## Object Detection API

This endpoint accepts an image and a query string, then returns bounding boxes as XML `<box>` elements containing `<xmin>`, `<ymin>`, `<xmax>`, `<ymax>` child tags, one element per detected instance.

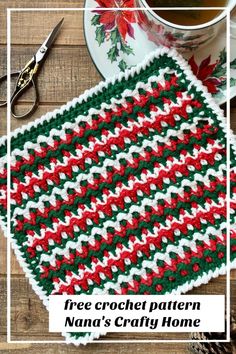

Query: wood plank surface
<box><xmin>0</xmin><ymin>45</ymin><xmax>102</xmax><ymax>108</ymax></box>
<box><xmin>0</xmin><ymin>0</ymin><xmax>85</xmax><ymax>45</ymax></box>
<box><xmin>0</xmin><ymin>342</ymin><xmax>187</xmax><ymax>354</ymax></box>
<box><xmin>0</xmin><ymin>0</ymin><xmax>236</xmax><ymax>351</ymax></box>
<box><xmin>10</xmin><ymin>11</ymin><xmax>85</xmax><ymax>46</ymax></box>
<box><xmin>0</xmin><ymin>274</ymin><xmax>234</xmax><ymax>341</ymax></box>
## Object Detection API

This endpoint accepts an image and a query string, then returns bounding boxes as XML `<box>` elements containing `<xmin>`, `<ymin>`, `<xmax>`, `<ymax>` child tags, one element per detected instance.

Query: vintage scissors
<box><xmin>0</xmin><ymin>18</ymin><xmax>64</xmax><ymax>119</ymax></box>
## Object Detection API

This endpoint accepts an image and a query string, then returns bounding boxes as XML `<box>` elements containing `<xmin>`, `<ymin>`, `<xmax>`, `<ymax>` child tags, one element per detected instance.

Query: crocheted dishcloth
<box><xmin>0</xmin><ymin>47</ymin><xmax>236</xmax><ymax>345</ymax></box>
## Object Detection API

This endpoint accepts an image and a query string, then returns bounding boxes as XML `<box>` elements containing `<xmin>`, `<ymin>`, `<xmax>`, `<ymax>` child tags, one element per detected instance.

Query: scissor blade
<box><xmin>35</xmin><ymin>18</ymin><xmax>64</xmax><ymax>64</ymax></box>
<box><xmin>44</xmin><ymin>18</ymin><xmax>64</xmax><ymax>49</ymax></box>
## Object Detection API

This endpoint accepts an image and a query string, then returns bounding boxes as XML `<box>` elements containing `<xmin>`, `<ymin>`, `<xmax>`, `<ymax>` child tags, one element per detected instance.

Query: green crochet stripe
<box><xmin>11</xmin><ymin>100</ymin><xmax>221</xmax><ymax>181</ymax></box>
<box><xmin>118</xmin><ymin>243</ymin><xmax>228</xmax><ymax>295</ymax></box>
<box><xmin>17</xmin><ymin>216</ymin><xmax>226</xmax><ymax>294</ymax></box>
<box><xmin>15</xmin><ymin>178</ymin><xmax>225</xmax><ymax>240</ymax></box>
<box><xmin>14</xmin><ymin>167</ymin><xmax>225</xmax><ymax>261</ymax></box>
<box><xmin>41</xmin><ymin>224</ymin><xmax>226</xmax><ymax>287</ymax></box>
<box><xmin>11</xmin><ymin>130</ymin><xmax>222</xmax><ymax>216</ymax></box>
<box><xmin>3</xmin><ymin>54</ymin><xmax>188</xmax><ymax>153</ymax></box>
<box><xmin>0</xmin><ymin>54</ymin><xmax>222</xmax><ymax>159</ymax></box>
<box><xmin>69</xmin><ymin>242</ymin><xmax>228</xmax><ymax>343</ymax></box>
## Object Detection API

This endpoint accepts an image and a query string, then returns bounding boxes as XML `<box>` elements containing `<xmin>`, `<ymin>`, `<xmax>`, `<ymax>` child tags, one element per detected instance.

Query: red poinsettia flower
<box><xmin>95</xmin><ymin>0</ymin><xmax>136</xmax><ymax>40</ymax></box>
<box><xmin>137</xmin><ymin>12</ymin><xmax>176</xmax><ymax>47</ymax></box>
<box><xmin>188</xmin><ymin>55</ymin><xmax>222</xmax><ymax>94</ymax></box>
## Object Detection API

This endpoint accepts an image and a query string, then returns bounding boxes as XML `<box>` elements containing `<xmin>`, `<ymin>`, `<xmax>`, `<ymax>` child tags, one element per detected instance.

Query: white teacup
<box><xmin>136</xmin><ymin>0</ymin><xmax>235</xmax><ymax>51</ymax></box>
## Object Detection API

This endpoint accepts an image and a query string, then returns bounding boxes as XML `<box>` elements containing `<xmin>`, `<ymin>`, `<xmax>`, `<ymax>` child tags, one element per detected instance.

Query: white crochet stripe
<box><xmin>0</xmin><ymin>46</ymin><xmax>234</xmax><ymax>346</ymax></box>
<box><xmin>231</xmin><ymin>224</ymin><xmax>236</xmax><ymax>232</ymax></box>
<box><xmin>9</xmin><ymin>223</ymin><xmax>104</xmax><ymax>346</ymax></box>
<box><xmin>37</xmin><ymin>176</ymin><xmax>225</xmax><ymax>261</ymax></box>
<box><xmin>3</xmin><ymin>68</ymin><xmax>185</xmax><ymax>164</ymax></box>
<box><xmin>33</xmin><ymin>166</ymin><xmax>226</xmax><ymax>263</ymax></box>
<box><xmin>0</xmin><ymin>47</ymin><xmax>227</xmax><ymax>151</ymax></box>
<box><xmin>10</xmin><ymin>116</ymin><xmax>217</xmax><ymax>202</ymax></box>
<box><xmin>22</xmin><ymin>186</ymin><xmax>226</xmax><ymax>253</ymax></box>
<box><xmin>10</xmin><ymin>117</ymin><xmax>205</xmax><ymax>198</ymax></box>
<box><xmin>24</xmin><ymin>198</ymin><xmax>224</xmax><ymax>272</ymax></box>
<box><xmin>12</xmin><ymin>140</ymin><xmax>225</xmax><ymax>217</ymax></box>
<box><xmin>47</xmin><ymin>223</ymin><xmax>226</xmax><ymax>290</ymax></box>
<box><xmin>231</xmin><ymin>134</ymin><xmax>236</xmax><ymax>157</ymax></box>
<box><xmin>93</xmin><ymin>238</ymin><xmax>227</xmax><ymax>296</ymax></box>
<box><xmin>9</xmin><ymin>89</ymin><xmax>193</xmax><ymax>165</ymax></box>
<box><xmin>0</xmin><ymin>216</ymin><xmax>6</xmax><ymax>230</ymax></box>
<box><xmin>51</xmin><ymin>224</ymin><xmax>226</xmax><ymax>295</ymax></box>
<box><xmin>0</xmin><ymin>189</ymin><xmax>6</xmax><ymax>201</ymax></box>
<box><xmin>27</xmin><ymin>165</ymin><xmax>226</xmax><ymax>261</ymax></box>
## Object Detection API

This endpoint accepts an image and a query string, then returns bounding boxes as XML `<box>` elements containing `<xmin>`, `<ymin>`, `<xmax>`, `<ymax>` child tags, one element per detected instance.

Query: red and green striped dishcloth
<box><xmin>0</xmin><ymin>47</ymin><xmax>235</xmax><ymax>344</ymax></box>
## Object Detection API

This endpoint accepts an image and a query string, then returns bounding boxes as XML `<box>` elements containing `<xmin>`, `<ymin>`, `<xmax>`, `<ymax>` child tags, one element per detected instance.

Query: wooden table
<box><xmin>0</xmin><ymin>1</ymin><xmax>235</xmax><ymax>353</ymax></box>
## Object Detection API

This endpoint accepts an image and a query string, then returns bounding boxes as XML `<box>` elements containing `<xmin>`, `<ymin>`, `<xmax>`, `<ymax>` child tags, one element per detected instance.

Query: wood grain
<box><xmin>0</xmin><ymin>0</ymin><xmax>85</xmax><ymax>45</ymax></box>
<box><xmin>10</xmin><ymin>11</ymin><xmax>85</xmax><ymax>46</ymax></box>
<box><xmin>0</xmin><ymin>341</ymin><xmax>187</xmax><ymax>354</ymax></box>
<box><xmin>0</xmin><ymin>45</ymin><xmax>102</xmax><ymax>107</ymax></box>
<box><xmin>0</xmin><ymin>274</ymin><xmax>234</xmax><ymax>341</ymax></box>
<box><xmin>0</xmin><ymin>272</ymin><xmax>234</xmax><ymax>342</ymax></box>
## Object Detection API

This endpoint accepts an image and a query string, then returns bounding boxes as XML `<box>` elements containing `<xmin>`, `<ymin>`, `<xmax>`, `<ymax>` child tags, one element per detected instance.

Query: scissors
<box><xmin>0</xmin><ymin>18</ymin><xmax>64</xmax><ymax>119</ymax></box>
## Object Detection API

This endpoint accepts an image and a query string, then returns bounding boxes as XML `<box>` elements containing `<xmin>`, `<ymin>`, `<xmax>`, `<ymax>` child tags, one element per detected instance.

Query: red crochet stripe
<box><xmin>52</xmin><ymin>235</ymin><xmax>226</xmax><ymax>294</ymax></box>
<box><xmin>19</xmin><ymin>164</ymin><xmax>225</xmax><ymax>231</ymax></box>
<box><xmin>39</xmin><ymin>183</ymin><xmax>225</xmax><ymax>280</ymax></box>
<box><xmin>117</xmin><ymin>237</ymin><xmax>226</xmax><ymax>294</ymax></box>
<box><xmin>10</xmin><ymin>78</ymin><xmax>194</xmax><ymax>173</ymax></box>
<box><xmin>10</xmin><ymin>103</ymin><xmax>206</xmax><ymax>205</ymax></box>
<box><xmin>27</xmin><ymin>201</ymin><xmax>226</xmax><ymax>260</ymax></box>
<box><xmin>11</xmin><ymin>127</ymin><xmax>221</xmax><ymax>204</ymax></box>
<box><xmin>0</xmin><ymin>185</ymin><xmax>7</xmax><ymax>209</ymax></box>
<box><xmin>16</xmin><ymin>146</ymin><xmax>224</xmax><ymax>235</ymax></box>
<box><xmin>231</xmin><ymin>171</ymin><xmax>236</xmax><ymax>183</ymax></box>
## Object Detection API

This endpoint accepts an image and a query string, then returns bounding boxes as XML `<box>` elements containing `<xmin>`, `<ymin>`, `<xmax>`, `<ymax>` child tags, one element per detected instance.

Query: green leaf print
<box><xmin>95</xmin><ymin>25</ymin><xmax>105</xmax><ymax>46</ymax></box>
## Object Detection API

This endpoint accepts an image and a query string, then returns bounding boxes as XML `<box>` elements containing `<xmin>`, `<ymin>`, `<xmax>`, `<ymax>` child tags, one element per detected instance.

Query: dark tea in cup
<box><xmin>145</xmin><ymin>0</ymin><xmax>228</xmax><ymax>26</ymax></box>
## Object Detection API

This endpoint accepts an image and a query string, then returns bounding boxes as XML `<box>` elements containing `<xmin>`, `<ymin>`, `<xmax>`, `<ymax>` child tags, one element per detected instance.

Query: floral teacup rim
<box><xmin>139</xmin><ymin>0</ymin><xmax>236</xmax><ymax>31</ymax></box>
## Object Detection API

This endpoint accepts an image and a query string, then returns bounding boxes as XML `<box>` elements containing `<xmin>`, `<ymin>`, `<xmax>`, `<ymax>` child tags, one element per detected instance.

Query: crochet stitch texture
<box><xmin>0</xmin><ymin>47</ymin><xmax>236</xmax><ymax>344</ymax></box>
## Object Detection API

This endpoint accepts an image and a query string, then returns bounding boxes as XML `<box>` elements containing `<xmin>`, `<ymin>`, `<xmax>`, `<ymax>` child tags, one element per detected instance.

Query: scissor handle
<box><xmin>0</xmin><ymin>61</ymin><xmax>39</xmax><ymax>119</ymax></box>
<box><xmin>11</xmin><ymin>76</ymin><xmax>39</xmax><ymax>119</ymax></box>
<box><xmin>0</xmin><ymin>71</ymin><xmax>20</xmax><ymax>107</ymax></box>
<box><xmin>10</xmin><ymin>56</ymin><xmax>40</xmax><ymax>119</ymax></box>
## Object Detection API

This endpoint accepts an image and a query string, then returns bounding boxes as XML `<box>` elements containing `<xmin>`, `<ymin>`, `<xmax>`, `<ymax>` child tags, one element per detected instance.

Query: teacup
<box><xmin>136</xmin><ymin>0</ymin><xmax>235</xmax><ymax>51</ymax></box>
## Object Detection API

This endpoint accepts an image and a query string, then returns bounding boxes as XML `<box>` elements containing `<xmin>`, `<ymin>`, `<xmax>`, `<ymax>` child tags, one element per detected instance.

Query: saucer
<box><xmin>84</xmin><ymin>0</ymin><xmax>236</xmax><ymax>106</ymax></box>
